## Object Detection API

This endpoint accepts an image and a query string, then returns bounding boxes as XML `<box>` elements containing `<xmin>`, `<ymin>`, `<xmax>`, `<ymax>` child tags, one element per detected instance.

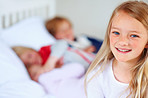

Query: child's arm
<box><xmin>42</xmin><ymin>56</ymin><xmax>59</xmax><ymax>72</ymax></box>
<box><xmin>30</xmin><ymin>56</ymin><xmax>59</xmax><ymax>81</ymax></box>
<box><xmin>27</xmin><ymin>64</ymin><xmax>43</xmax><ymax>81</ymax></box>
<box><xmin>33</xmin><ymin>40</ymin><xmax>69</xmax><ymax>80</ymax></box>
<box><xmin>42</xmin><ymin>40</ymin><xmax>69</xmax><ymax>71</ymax></box>
<box><xmin>83</xmin><ymin>45</ymin><xmax>96</xmax><ymax>53</ymax></box>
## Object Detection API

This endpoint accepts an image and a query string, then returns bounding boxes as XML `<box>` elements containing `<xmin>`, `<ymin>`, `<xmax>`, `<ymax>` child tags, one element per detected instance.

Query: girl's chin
<box><xmin>114</xmin><ymin>56</ymin><xmax>128</xmax><ymax>62</ymax></box>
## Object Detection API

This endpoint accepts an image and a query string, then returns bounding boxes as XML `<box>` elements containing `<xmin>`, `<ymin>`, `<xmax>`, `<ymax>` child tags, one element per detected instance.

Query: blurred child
<box><xmin>45</xmin><ymin>16</ymin><xmax>103</xmax><ymax>53</ymax></box>
<box><xmin>12</xmin><ymin>41</ymin><xmax>88</xmax><ymax>98</ymax></box>
<box><xmin>12</xmin><ymin>40</ymin><xmax>95</xmax><ymax>81</ymax></box>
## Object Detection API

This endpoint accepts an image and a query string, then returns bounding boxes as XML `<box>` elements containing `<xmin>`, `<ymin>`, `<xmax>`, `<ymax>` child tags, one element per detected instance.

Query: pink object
<box><xmin>38</xmin><ymin>63</ymin><xmax>86</xmax><ymax>98</ymax></box>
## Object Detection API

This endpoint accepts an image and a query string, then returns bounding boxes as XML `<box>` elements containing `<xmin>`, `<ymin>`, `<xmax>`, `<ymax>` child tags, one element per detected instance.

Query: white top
<box><xmin>87</xmin><ymin>59</ymin><xmax>130</xmax><ymax>98</ymax></box>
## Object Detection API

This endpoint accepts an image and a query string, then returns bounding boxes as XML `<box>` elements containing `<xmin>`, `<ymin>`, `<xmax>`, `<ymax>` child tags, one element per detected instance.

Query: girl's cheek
<box><xmin>110</xmin><ymin>35</ymin><xmax>115</xmax><ymax>44</ymax></box>
<box><xmin>110</xmin><ymin>33</ymin><xmax>118</xmax><ymax>44</ymax></box>
<box><xmin>130</xmin><ymin>42</ymin><xmax>137</xmax><ymax>48</ymax></box>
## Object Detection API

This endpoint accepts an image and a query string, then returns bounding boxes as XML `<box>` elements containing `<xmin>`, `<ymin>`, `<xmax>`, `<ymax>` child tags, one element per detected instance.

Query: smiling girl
<box><xmin>85</xmin><ymin>1</ymin><xmax>148</xmax><ymax>98</ymax></box>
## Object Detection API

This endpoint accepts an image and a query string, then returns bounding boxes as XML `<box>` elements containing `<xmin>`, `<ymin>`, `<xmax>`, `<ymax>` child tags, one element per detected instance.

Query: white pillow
<box><xmin>0</xmin><ymin>40</ymin><xmax>30</xmax><ymax>85</ymax></box>
<box><xmin>0</xmin><ymin>16</ymin><xmax>56</xmax><ymax>50</ymax></box>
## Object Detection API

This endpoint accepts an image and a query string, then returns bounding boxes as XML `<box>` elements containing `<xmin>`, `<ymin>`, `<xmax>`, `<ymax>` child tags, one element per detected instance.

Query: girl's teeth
<box><xmin>118</xmin><ymin>48</ymin><xmax>130</xmax><ymax>52</ymax></box>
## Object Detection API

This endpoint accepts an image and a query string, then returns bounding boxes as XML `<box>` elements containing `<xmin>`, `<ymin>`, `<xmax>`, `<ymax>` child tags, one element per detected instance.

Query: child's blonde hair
<box><xmin>45</xmin><ymin>16</ymin><xmax>72</xmax><ymax>36</ymax></box>
<box><xmin>12</xmin><ymin>46</ymin><xmax>37</xmax><ymax>58</ymax></box>
<box><xmin>85</xmin><ymin>1</ymin><xmax>148</xmax><ymax>97</ymax></box>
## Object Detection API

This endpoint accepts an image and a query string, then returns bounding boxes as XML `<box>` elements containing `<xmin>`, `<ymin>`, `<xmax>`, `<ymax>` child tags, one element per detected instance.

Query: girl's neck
<box><xmin>112</xmin><ymin>59</ymin><xmax>136</xmax><ymax>84</ymax></box>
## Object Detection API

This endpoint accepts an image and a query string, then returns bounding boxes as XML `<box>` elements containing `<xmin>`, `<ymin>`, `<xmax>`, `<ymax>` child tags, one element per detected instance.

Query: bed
<box><xmin>0</xmin><ymin>0</ymin><xmax>86</xmax><ymax>98</ymax></box>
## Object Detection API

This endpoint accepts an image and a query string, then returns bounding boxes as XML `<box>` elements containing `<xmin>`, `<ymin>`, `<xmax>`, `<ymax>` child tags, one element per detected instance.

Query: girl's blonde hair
<box><xmin>45</xmin><ymin>16</ymin><xmax>72</xmax><ymax>36</ymax></box>
<box><xmin>85</xmin><ymin>1</ymin><xmax>148</xmax><ymax>97</ymax></box>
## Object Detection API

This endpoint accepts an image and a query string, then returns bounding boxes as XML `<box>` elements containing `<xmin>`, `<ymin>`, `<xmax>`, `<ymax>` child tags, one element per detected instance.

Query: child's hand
<box><xmin>30</xmin><ymin>56</ymin><xmax>60</xmax><ymax>81</ymax></box>
<box><xmin>56</xmin><ymin>57</ymin><xmax>64</xmax><ymax>68</ymax></box>
<box><xmin>27</xmin><ymin>65</ymin><xmax>43</xmax><ymax>82</ymax></box>
<box><xmin>32</xmin><ymin>65</ymin><xmax>54</xmax><ymax>82</ymax></box>
<box><xmin>83</xmin><ymin>45</ymin><xmax>96</xmax><ymax>53</ymax></box>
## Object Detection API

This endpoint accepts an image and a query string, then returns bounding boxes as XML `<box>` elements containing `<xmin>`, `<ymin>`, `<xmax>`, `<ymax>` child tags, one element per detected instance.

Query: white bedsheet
<box><xmin>0</xmin><ymin>80</ymin><xmax>55</xmax><ymax>98</ymax></box>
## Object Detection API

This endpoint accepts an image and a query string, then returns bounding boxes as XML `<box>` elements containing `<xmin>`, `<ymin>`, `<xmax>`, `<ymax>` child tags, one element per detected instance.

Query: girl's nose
<box><xmin>118</xmin><ymin>36</ymin><xmax>129</xmax><ymax>46</ymax></box>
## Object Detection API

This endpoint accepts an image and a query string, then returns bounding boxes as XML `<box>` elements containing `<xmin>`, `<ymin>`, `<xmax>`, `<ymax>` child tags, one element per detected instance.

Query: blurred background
<box><xmin>0</xmin><ymin>0</ymin><xmax>148</xmax><ymax>39</ymax></box>
<box><xmin>56</xmin><ymin>0</ymin><xmax>127</xmax><ymax>39</ymax></box>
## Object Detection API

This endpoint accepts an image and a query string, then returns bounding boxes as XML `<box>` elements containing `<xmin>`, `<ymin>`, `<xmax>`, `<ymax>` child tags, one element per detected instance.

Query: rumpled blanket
<box><xmin>38</xmin><ymin>63</ymin><xmax>86</xmax><ymax>98</ymax></box>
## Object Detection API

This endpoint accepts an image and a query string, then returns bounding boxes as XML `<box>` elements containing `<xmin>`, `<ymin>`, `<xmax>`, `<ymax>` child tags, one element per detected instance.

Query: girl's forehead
<box><xmin>110</xmin><ymin>11</ymin><xmax>148</xmax><ymax>36</ymax></box>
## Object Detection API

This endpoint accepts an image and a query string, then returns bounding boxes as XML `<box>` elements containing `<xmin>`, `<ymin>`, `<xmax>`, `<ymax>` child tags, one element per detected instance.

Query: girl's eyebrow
<box><xmin>111</xmin><ymin>26</ymin><xmax>120</xmax><ymax>30</ymax></box>
<box><xmin>111</xmin><ymin>26</ymin><xmax>140</xmax><ymax>34</ymax></box>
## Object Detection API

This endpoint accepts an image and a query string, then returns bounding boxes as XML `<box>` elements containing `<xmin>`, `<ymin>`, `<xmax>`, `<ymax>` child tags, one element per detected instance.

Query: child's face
<box><xmin>20</xmin><ymin>50</ymin><xmax>42</xmax><ymax>66</ymax></box>
<box><xmin>110</xmin><ymin>11</ymin><xmax>148</xmax><ymax>63</ymax></box>
<box><xmin>54</xmin><ymin>21</ymin><xmax>74</xmax><ymax>41</ymax></box>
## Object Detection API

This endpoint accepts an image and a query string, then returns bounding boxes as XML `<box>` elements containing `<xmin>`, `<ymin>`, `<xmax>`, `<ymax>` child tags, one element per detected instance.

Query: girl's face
<box><xmin>54</xmin><ymin>21</ymin><xmax>75</xmax><ymax>41</ymax></box>
<box><xmin>20</xmin><ymin>50</ymin><xmax>42</xmax><ymax>67</ymax></box>
<box><xmin>110</xmin><ymin>11</ymin><xmax>148</xmax><ymax>63</ymax></box>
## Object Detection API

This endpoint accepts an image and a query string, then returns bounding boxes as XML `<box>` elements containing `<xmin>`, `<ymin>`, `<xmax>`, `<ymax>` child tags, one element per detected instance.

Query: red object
<box><xmin>38</xmin><ymin>45</ymin><xmax>52</xmax><ymax>65</ymax></box>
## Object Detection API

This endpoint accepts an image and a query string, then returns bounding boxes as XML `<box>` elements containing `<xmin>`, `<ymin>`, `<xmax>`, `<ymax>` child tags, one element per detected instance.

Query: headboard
<box><xmin>0</xmin><ymin>0</ymin><xmax>56</xmax><ymax>29</ymax></box>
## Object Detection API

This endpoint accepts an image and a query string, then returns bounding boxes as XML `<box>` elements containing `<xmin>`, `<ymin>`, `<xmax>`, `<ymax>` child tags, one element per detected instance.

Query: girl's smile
<box><xmin>115</xmin><ymin>47</ymin><xmax>132</xmax><ymax>53</ymax></box>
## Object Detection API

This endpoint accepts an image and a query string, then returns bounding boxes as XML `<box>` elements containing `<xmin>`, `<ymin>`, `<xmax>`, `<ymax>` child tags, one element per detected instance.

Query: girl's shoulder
<box><xmin>87</xmin><ymin>59</ymin><xmax>113</xmax><ymax>83</ymax></box>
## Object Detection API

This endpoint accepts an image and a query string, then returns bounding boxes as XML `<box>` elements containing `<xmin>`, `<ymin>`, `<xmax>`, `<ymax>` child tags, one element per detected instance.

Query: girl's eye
<box><xmin>113</xmin><ymin>31</ymin><xmax>120</xmax><ymax>35</ymax></box>
<box><xmin>131</xmin><ymin>35</ymin><xmax>139</xmax><ymax>38</ymax></box>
